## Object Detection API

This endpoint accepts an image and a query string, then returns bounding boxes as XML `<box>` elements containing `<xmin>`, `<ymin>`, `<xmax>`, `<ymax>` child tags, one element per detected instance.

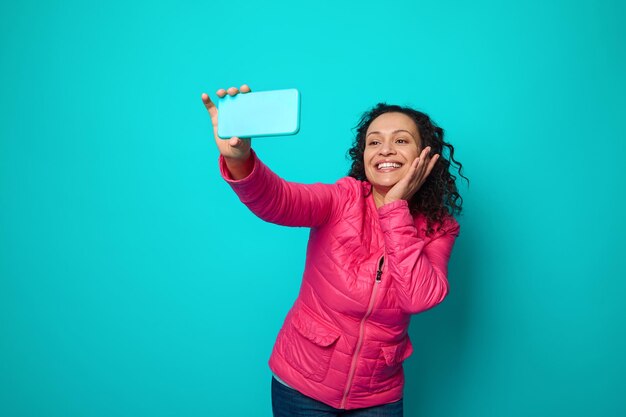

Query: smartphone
<box><xmin>217</xmin><ymin>89</ymin><xmax>300</xmax><ymax>139</ymax></box>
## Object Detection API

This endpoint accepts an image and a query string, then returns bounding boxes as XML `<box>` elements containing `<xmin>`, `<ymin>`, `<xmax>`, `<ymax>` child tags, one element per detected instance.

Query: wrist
<box><xmin>378</xmin><ymin>198</ymin><xmax>409</xmax><ymax>214</ymax></box>
<box><xmin>223</xmin><ymin>151</ymin><xmax>251</xmax><ymax>164</ymax></box>
<box><xmin>224</xmin><ymin>151</ymin><xmax>254</xmax><ymax>180</ymax></box>
<box><xmin>383</xmin><ymin>196</ymin><xmax>401</xmax><ymax>205</ymax></box>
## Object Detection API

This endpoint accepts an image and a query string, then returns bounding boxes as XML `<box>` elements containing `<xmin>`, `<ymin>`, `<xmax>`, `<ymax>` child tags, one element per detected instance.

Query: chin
<box><xmin>374</xmin><ymin>175</ymin><xmax>401</xmax><ymax>187</ymax></box>
<box><xmin>371</xmin><ymin>180</ymin><xmax>398</xmax><ymax>192</ymax></box>
<box><xmin>376</xmin><ymin>180</ymin><xmax>396</xmax><ymax>187</ymax></box>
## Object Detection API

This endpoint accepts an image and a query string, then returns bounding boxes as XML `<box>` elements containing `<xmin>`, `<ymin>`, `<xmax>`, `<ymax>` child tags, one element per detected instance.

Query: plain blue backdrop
<box><xmin>1</xmin><ymin>0</ymin><xmax>625</xmax><ymax>416</ymax></box>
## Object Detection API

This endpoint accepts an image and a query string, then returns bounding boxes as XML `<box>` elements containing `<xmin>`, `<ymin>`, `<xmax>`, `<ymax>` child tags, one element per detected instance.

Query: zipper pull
<box><xmin>376</xmin><ymin>256</ymin><xmax>384</xmax><ymax>282</ymax></box>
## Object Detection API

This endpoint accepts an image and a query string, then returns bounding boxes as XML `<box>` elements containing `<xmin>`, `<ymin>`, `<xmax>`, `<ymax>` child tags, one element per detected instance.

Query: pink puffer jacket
<box><xmin>220</xmin><ymin>151</ymin><xmax>460</xmax><ymax>410</ymax></box>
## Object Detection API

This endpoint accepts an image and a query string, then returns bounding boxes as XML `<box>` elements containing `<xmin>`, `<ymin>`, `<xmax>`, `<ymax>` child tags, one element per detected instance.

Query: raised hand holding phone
<box><xmin>201</xmin><ymin>85</ymin><xmax>253</xmax><ymax>179</ymax></box>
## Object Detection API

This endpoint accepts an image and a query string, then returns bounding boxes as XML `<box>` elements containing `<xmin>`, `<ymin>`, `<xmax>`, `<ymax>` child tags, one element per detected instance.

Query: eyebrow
<box><xmin>366</xmin><ymin>129</ymin><xmax>415</xmax><ymax>138</ymax></box>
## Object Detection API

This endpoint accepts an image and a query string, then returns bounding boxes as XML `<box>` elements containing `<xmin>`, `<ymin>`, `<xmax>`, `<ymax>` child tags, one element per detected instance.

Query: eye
<box><xmin>368</xmin><ymin>139</ymin><xmax>381</xmax><ymax>146</ymax></box>
<box><xmin>396</xmin><ymin>138</ymin><xmax>408</xmax><ymax>144</ymax></box>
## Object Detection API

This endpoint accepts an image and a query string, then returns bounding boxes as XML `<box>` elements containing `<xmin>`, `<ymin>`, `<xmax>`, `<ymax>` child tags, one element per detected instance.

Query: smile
<box><xmin>376</xmin><ymin>162</ymin><xmax>402</xmax><ymax>170</ymax></box>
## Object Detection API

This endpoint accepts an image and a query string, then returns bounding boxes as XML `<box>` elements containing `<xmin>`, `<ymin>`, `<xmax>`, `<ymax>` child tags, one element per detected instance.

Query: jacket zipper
<box><xmin>340</xmin><ymin>255</ymin><xmax>385</xmax><ymax>409</ymax></box>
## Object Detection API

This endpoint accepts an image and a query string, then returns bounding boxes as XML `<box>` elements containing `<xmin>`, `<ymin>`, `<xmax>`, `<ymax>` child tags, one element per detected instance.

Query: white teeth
<box><xmin>377</xmin><ymin>162</ymin><xmax>402</xmax><ymax>169</ymax></box>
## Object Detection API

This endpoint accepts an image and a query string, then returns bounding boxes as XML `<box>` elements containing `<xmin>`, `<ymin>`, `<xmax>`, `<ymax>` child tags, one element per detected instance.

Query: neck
<box><xmin>371</xmin><ymin>187</ymin><xmax>388</xmax><ymax>209</ymax></box>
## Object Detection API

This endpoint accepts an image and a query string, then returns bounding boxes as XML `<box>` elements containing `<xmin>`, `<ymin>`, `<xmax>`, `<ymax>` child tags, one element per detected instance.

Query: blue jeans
<box><xmin>271</xmin><ymin>377</ymin><xmax>404</xmax><ymax>417</ymax></box>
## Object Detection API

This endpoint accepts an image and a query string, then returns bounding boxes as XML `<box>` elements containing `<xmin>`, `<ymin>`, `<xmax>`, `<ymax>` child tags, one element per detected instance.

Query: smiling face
<box><xmin>363</xmin><ymin>112</ymin><xmax>422</xmax><ymax>201</ymax></box>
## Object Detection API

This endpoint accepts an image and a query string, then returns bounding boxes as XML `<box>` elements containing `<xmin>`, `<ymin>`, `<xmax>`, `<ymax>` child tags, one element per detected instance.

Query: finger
<box><xmin>410</xmin><ymin>156</ymin><xmax>420</xmax><ymax>175</ymax></box>
<box><xmin>413</xmin><ymin>153</ymin><xmax>439</xmax><ymax>191</ymax></box>
<box><xmin>424</xmin><ymin>154</ymin><xmax>440</xmax><ymax>178</ymax></box>
<box><xmin>201</xmin><ymin>92</ymin><xmax>213</xmax><ymax>107</ymax></box>
<box><xmin>229</xmin><ymin>136</ymin><xmax>251</xmax><ymax>148</ymax></box>
<box><xmin>409</xmin><ymin>152</ymin><xmax>432</xmax><ymax>190</ymax></box>
<box><xmin>415</xmin><ymin>147</ymin><xmax>432</xmax><ymax>174</ymax></box>
<box><xmin>229</xmin><ymin>136</ymin><xmax>242</xmax><ymax>147</ymax></box>
<box><xmin>216</xmin><ymin>89</ymin><xmax>227</xmax><ymax>98</ymax></box>
<box><xmin>411</xmin><ymin>157</ymin><xmax>426</xmax><ymax>185</ymax></box>
<box><xmin>201</xmin><ymin>93</ymin><xmax>218</xmax><ymax>118</ymax></box>
<box><xmin>227</xmin><ymin>87</ymin><xmax>239</xmax><ymax>96</ymax></box>
<box><xmin>240</xmin><ymin>84</ymin><xmax>251</xmax><ymax>93</ymax></box>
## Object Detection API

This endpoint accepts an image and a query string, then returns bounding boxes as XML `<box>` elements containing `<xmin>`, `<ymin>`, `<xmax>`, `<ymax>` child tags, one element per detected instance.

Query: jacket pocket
<box><xmin>280</xmin><ymin>307</ymin><xmax>341</xmax><ymax>382</ymax></box>
<box><xmin>370</xmin><ymin>337</ymin><xmax>414</xmax><ymax>392</ymax></box>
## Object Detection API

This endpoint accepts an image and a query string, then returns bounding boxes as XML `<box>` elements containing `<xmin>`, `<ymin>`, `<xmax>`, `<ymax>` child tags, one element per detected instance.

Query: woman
<box><xmin>201</xmin><ymin>84</ymin><xmax>466</xmax><ymax>417</ymax></box>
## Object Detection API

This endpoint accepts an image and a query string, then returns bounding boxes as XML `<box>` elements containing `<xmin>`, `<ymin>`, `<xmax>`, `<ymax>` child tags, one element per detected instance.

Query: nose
<box><xmin>379</xmin><ymin>140</ymin><xmax>396</xmax><ymax>155</ymax></box>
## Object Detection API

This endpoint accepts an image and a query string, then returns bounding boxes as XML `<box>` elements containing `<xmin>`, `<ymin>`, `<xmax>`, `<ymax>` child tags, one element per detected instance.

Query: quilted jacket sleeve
<box><xmin>219</xmin><ymin>150</ymin><xmax>340</xmax><ymax>227</ymax></box>
<box><xmin>377</xmin><ymin>199</ymin><xmax>460</xmax><ymax>314</ymax></box>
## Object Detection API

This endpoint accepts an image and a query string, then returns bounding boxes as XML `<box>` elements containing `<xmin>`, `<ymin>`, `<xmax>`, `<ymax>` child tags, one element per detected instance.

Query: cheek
<box><xmin>405</xmin><ymin>149</ymin><xmax>419</xmax><ymax>161</ymax></box>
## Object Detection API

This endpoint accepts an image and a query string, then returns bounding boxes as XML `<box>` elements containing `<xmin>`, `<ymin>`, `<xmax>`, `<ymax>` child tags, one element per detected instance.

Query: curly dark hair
<box><xmin>347</xmin><ymin>103</ymin><xmax>468</xmax><ymax>236</ymax></box>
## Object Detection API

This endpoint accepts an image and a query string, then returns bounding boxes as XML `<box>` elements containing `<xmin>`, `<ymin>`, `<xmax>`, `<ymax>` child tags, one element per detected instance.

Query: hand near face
<box><xmin>383</xmin><ymin>146</ymin><xmax>439</xmax><ymax>206</ymax></box>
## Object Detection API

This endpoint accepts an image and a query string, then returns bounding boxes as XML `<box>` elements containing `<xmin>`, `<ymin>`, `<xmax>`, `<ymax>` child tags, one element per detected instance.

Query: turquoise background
<box><xmin>1</xmin><ymin>0</ymin><xmax>625</xmax><ymax>416</ymax></box>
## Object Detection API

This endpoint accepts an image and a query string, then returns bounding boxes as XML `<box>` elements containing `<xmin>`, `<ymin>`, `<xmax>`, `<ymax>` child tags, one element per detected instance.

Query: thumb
<box><xmin>229</xmin><ymin>137</ymin><xmax>243</xmax><ymax>147</ymax></box>
<box><xmin>230</xmin><ymin>136</ymin><xmax>251</xmax><ymax>148</ymax></box>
